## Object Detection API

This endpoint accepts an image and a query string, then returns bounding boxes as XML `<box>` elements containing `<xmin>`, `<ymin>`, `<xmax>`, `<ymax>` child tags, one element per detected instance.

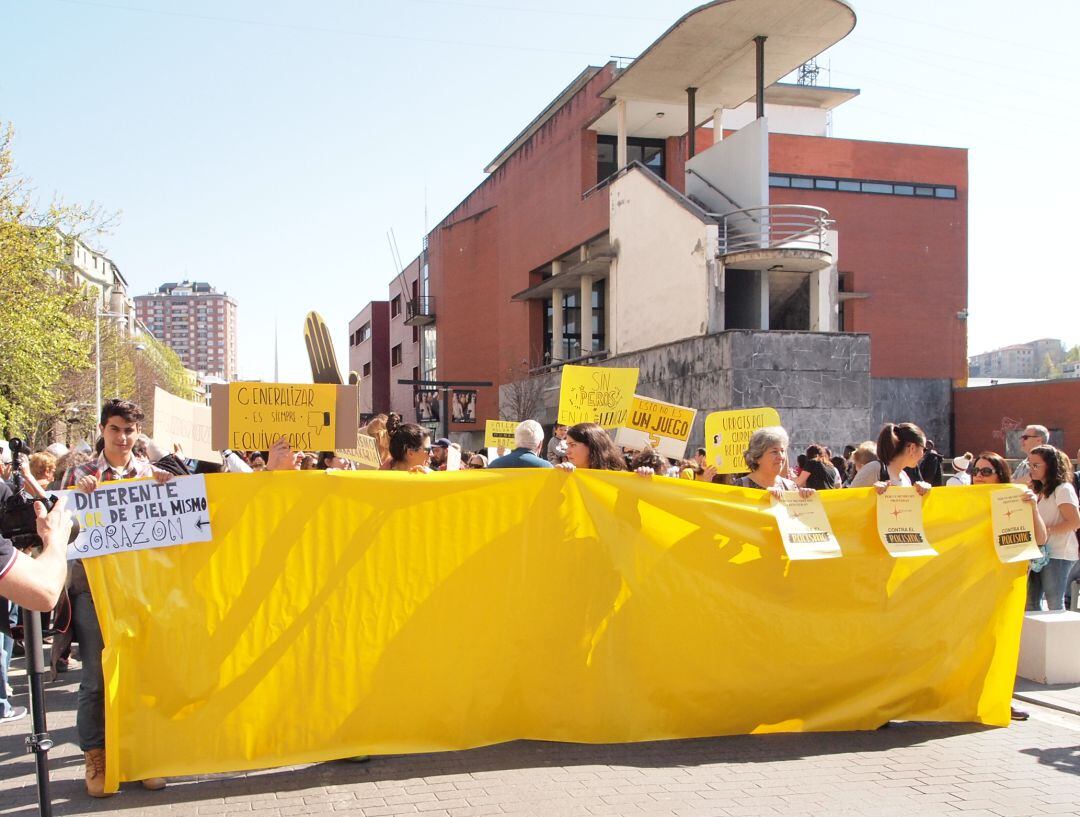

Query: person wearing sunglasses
<box><xmin>465</xmin><ymin>453</ymin><xmax>487</xmax><ymax>469</ymax></box>
<box><xmin>1011</xmin><ymin>425</ymin><xmax>1048</xmax><ymax>485</ymax></box>
<box><xmin>384</xmin><ymin>413</ymin><xmax>433</xmax><ymax>473</ymax></box>
<box><xmin>1026</xmin><ymin>445</ymin><xmax>1080</xmax><ymax>612</ymax></box>
<box><xmin>971</xmin><ymin>451</ymin><xmax>1047</xmax><ymax>721</ymax></box>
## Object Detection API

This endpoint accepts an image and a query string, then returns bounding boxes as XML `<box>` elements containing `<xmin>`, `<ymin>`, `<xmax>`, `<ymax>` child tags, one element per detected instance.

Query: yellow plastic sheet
<box><xmin>85</xmin><ymin>473</ymin><xmax>1026</xmax><ymax>791</ymax></box>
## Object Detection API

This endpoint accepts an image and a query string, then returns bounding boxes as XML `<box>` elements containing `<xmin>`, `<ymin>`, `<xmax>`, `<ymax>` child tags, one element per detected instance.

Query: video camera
<box><xmin>0</xmin><ymin>438</ymin><xmax>80</xmax><ymax>554</ymax></box>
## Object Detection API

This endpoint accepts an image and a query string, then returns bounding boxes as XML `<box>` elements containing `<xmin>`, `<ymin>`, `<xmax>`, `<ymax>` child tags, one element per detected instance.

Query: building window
<box><xmin>390</xmin><ymin>296</ymin><xmax>402</xmax><ymax>318</ymax></box>
<box><xmin>770</xmin><ymin>173</ymin><xmax>958</xmax><ymax>200</ymax></box>
<box><xmin>362</xmin><ymin>362</ymin><xmax>371</xmax><ymax>378</ymax></box>
<box><xmin>358</xmin><ymin>322</ymin><xmax>371</xmax><ymax>342</ymax></box>
<box><xmin>596</xmin><ymin>135</ymin><xmax>666</xmax><ymax>184</ymax></box>
<box><xmin>391</xmin><ymin>344</ymin><xmax>402</xmax><ymax>366</ymax></box>
<box><xmin>544</xmin><ymin>280</ymin><xmax>606</xmax><ymax>363</ymax></box>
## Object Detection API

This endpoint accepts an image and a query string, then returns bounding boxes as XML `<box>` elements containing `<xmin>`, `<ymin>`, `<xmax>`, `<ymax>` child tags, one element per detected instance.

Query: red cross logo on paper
<box><xmin>891</xmin><ymin>508</ymin><xmax>904</xmax><ymax>519</ymax></box>
<box><xmin>1003</xmin><ymin>508</ymin><xmax>1016</xmax><ymax>519</ymax></box>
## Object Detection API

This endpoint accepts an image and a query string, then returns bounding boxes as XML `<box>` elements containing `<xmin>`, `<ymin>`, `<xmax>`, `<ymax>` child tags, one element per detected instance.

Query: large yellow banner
<box><xmin>85</xmin><ymin>474</ymin><xmax>1026</xmax><ymax>792</ymax></box>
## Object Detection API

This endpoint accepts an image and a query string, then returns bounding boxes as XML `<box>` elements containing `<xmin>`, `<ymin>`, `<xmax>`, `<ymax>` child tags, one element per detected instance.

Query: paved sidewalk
<box><xmin>1015</xmin><ymin>678</ymin><xmax>1080</xmax><ymax>717</ymax></box>
<box><xmin>3</xmin><ymin>663</ymin><xmax>1080</xmax><ymax>817</ymax></box>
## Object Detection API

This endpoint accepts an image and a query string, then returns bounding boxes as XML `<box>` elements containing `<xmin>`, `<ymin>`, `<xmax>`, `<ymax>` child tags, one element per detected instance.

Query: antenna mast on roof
<box><xmin>797</xmin><ymin>58</ymin><xmax>820</xmax><ymax>86</ymax></box>
<box><xmin>388</xmin><ymin>230</ymin><xmax>414</xmax><ymax>312</ymax></box>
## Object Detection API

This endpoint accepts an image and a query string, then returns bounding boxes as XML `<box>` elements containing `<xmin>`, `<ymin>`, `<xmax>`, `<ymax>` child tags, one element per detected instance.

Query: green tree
<box><xmin>0</xmin><ymin>123</ymin><xmax>100</xmax><ymax>441</ymax></box>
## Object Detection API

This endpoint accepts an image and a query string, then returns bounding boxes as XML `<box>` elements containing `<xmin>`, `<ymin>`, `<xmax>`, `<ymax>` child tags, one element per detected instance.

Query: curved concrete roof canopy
<box><xmin>600</xmin><ymin>0</ymin><xmax>857</xmax><ymax>110</ymax></box>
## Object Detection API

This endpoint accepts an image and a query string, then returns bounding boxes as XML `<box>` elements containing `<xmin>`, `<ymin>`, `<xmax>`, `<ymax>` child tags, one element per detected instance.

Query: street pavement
<box><xmin>3</xmin><ymin>658</ymin><xmax>1080</xmax><ymax>817</ymax></box>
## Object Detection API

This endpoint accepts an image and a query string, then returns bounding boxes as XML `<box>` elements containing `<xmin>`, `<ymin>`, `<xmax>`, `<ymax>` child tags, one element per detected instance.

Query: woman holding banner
<box><xmin>734</xmin><ymin>427</ymin><xmax>813</xmax><ymax>499</ymax></box>
<box><xmin>849</xmin><ymin>422</ymin><xmax>932</xmax><ymax>494</ymax></box>
<box><xmin>385</xmin><ymin>413</ymin><xmax>433</xmax><ymax>473</ymax></box>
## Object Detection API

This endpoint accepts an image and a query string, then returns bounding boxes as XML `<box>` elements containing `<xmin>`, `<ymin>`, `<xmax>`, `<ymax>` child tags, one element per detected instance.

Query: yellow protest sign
<box><xmin>769</xmin><ymin>491</ymin><xmax>842</xmax><ymax>560</ymax></box>
<box><xmin>226</xmin><ymin>383</ymin><xmax>338</xmax><ymax>452</ymax></box>
<box><xmin>991</xmin><ymin>489</ymin><xmax>1042</xmax><ymax>563</ymax></box>
<box><xmin>557</xmin><ymin>365</ymin><xmax>638</xmax><ymax>427</ymax></box>
<box><xmin>85</xmin><ymin>475</ymin><xmax>1025</xmax><ymax>792</ymax></box>
<box><xmin>485</xmin><ymin>420</ymin><xmax>518</xmax><ymax>449</ymax></box>
<box><xmin>337</xmin><ymin>435</ymin><xmax>383</xmax><ymax>470</ymax></box>
<box><xmin>614</xmin><ymin>395</ymin><xmax>697</xmax><ymax>459</ymax></box>
<box><xmin>876</xmin><ymin>487</ymin><xmax>937</xmax><ymax>557</ymax></box>
<box><xmin>704</xmin><ymin>407</ymin><xmax>781</xmax><ymax>474</ymax></box>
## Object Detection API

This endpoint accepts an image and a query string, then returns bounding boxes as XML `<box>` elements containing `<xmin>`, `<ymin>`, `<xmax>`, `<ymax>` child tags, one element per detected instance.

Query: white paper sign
<box><xmin>769</xmin><ymin>492</ymin><xmax>843</xmax><ymax>560</ymax></box>
<box><xmin>876</xmin><ymin>487</ymin><xmax>937</xmax><ymax>558</ymax></box>
<box><xmin>60</xmin><ymin>475</ymin><xmax>213</xmax><ymax>560</ymax></box>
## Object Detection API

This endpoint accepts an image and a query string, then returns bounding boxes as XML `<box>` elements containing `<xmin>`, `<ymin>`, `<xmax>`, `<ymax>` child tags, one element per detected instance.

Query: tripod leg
<box><xmin>22</xmin><ymin>607</ymin><xmax>53</xmax><ymax>817</ymax></box>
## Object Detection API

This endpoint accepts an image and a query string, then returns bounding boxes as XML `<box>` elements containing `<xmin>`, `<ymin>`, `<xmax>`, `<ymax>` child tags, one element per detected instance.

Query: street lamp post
<box><xmin>95</xmin><ymin>308</ymin><xmax>129</xmax><ymax>425</ymax></box>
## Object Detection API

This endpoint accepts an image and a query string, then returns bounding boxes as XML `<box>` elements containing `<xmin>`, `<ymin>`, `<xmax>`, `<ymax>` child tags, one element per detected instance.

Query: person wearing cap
<box><xmin>429</xmin><ymin>437</ymin><xmax>451</xmax><ymax>470</ymax></box>
<box><xmin>946</xmin><ymin>453</ymin><xmax>974</xmax><ymax>486</ymax></box>
<box><xmin>489</xmin><ymin>421</ymin><xmax>554</xmax><ymax>469</ymax></box>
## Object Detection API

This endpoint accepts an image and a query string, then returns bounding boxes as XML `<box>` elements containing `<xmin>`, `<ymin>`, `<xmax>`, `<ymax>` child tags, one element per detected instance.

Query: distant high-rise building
<box><xmin>135</xmin><ymin>281</ymin><xmax>238</xmax><ymax>380</ymax></box>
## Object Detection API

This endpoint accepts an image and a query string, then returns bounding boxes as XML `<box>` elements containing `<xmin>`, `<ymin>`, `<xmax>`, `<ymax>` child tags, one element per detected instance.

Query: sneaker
<box><xmin>1</xmin><ymin>706</ymin><xmax>27</xmax><ymax>724</ymax></box>
<box><xmin>1010</xmin><ymin>706</ymin><xmax>1030</xmax><ymax>721</ymax></box>
<box><xmin>141</xmin><ymin>777</ymin><xmax>167</xmax><ymax>791</ymax></box>
<box><xmin>84</xmin><ymin>748</ymin><xmax>113</xmax><ymax>798</ymax></box>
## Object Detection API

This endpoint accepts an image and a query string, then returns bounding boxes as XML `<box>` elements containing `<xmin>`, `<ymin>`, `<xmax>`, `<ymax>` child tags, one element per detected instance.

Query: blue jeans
<box><xmin>71</xmin><ymin>590</ymin><xmax>105</xmax><ymax>750</ymax></box>
<box><xmin>0</xmin><ymin>601</ymin><xmax>13</xmax><ymax>717</ymax></box>
<box><xmin>1027</xmin><ymin>558</ymin><xmax>1076</xmax><ymax>611</ymax></box>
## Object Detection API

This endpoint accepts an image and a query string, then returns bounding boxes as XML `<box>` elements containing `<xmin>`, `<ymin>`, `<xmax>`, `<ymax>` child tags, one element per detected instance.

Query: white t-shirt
<box><xmin>1038</xmin><ymin>482</ymin><xmax>1080</xmax><ymax>560</ymax></box>
<box><xmin>946</xmin><ymin>473</ymin><xmax>971</xmax><ymax>486</ymax></box>
<box><xmin>849</xmin><ymin>461</ymin><xmax>912</xmax><ymax>489</ymax></box>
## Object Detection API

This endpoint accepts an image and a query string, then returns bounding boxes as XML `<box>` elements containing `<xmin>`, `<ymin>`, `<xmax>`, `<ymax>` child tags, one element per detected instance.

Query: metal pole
<box><xmin>23</xmin><ymin>607</ymin><xmax>54</xmax><ymax>817</ymax></box>
<box><xmin>94</xmin><ymin>310</ymin><xmax>102</xmax><ymax>426</ymax></box>
<box><xmin>754</xmin><ymin>36</ymin><xmax>767</xmax><ymax>120</ymax></box>
<box><xmin>441</xmin><ymin>388</ymin><xmax>450</xmax><ymax>439</ymax></box>
<box><xmin>686</xmin><ymin>87</ymin><xmax>697</xmax><ymax>159</ymax></box>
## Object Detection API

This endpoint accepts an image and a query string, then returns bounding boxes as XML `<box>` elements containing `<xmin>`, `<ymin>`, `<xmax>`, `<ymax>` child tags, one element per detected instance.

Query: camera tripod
<box><xmin>20</xmin><ymin>605</ymin><xmax>54</xmax><ymax>817</ymax></box>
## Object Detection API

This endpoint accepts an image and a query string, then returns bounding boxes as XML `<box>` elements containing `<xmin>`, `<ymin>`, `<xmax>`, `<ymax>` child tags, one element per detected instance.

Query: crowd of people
<box><xmin>0</xmin><ymin>396</ymin><xmax>1078</xmax><ymax>797</ymax></box>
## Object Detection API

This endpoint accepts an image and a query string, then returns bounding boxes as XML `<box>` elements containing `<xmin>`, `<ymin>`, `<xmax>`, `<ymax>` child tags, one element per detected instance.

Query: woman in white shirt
<box><xmin>848</xmin><ymin>422</ymin><xmax>932</xmax><ymax>495</ymax></box>
<box><xmin>1027</xmin><ymin>445</ymin><xmax>1080</xmax><ymax>611</ymax></box>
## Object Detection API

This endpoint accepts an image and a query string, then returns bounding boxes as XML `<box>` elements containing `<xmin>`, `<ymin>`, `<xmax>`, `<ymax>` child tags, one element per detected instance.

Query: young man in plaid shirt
<box><xmin>63</xmin><ymin>398</ymin><xmax>173</xmax><ymax>798</ymax></box>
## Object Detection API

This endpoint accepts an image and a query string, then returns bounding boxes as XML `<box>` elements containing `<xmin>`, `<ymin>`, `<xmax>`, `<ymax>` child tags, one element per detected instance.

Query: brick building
<box><xmin>351</xmin><ymin>0</ymin><xmax>969</xmax><ymax>452</ymax></box>
<box><xmin>135</xmin><ymin>281</ymin><xmax>239</xmax><ymax>380</ymax></box>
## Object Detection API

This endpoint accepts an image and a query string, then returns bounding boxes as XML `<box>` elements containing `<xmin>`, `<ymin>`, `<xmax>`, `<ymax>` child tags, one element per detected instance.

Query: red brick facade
<box><xmin>954</xmin><ymin>380</ymin><xmax>1080</xmax><ymax>460</ymax></box>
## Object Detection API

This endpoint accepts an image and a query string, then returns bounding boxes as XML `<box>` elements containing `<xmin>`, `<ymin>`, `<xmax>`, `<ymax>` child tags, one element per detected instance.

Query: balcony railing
<box><xmin>404</xmin><ymin>296</ymin><xmax>435</xmax><ymax>326</ymax></box>
<box><xmin>714</xmin><ymin>204</ymin><xmax>833</xmax><ymax>255</ymax></box>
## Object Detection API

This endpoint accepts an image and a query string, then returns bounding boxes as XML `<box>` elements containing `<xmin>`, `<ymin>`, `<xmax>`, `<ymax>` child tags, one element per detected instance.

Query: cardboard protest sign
<box><xmin>990</xmin><ymin>490</ymin><xmax>1042</xmax><ymax>563</ymax></box>
<box><xmin>557</xmin><ymin>365</ymin><xmax>638</xmax><ymax>428</ymax></box>
<box><xmin>211</xmin><ymin>383</ymin><xmax>358</xmax><ymax>452</ymax></box>
<box><xmin>876</xmin><ymin>487</ymin><xmax>937</xmax><ymax>557</ymax></box>
<box><xmin>769</xmin><ymin>492</ymin><xmax>842</xmax><ymax>560</ymax></box>
<box><xmin>615</xmin><ymin>395</ymin><xmax>697</xmax><ymax>459</ymax></box>
<box><xmin>337</xmin><ymin>435</ymin><xmax>383</xmax><ymax>470</ymax></box>
<box><xmin>61</xmin><ymin>475</ymin><xmax>213</xmax><ymax>560</ymax></box>
<box><xmin>704</xmin><ymin>408</ymin><xmax>782</xmax><ymax>474</ymax></box>
<box><xmin>485</xmin><ymin>420</ymin><xmax>518</xmax><ymax>449</ymax></box>
<box><xmin>152</xmin><ymin>387</ymin><xmax>220</xmax><ymax>463</ymax></box>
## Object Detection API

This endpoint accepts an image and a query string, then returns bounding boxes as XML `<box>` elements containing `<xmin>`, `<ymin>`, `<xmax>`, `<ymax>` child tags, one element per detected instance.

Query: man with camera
<box><xmin>62</xmin><ymin>398</ymin><xmax>172</xmax><ymax>798</ymax></box>
<box><xmin>0</xmin><ymin>489</ymin><xmax>73</xmax><ymax>727</ymax></box>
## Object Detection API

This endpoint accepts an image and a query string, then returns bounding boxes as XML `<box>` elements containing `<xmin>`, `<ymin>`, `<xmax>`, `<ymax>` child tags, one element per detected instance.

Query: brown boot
<box><xmin>84</xmin><ymin>748</ymin><xmax>113</xmax><ymax>798</ymax></box>
<box><xmin>141</xmin><ymin>777</ymin><xmax>167</xmax><ymax>791</ymax></box>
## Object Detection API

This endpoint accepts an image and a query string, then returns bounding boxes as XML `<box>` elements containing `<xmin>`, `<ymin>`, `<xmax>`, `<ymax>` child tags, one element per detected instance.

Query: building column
<box><xmin>606</xmin><ymin>260</ymin><xmax>617</xmax><ymax>355</ymax></box>
<box><xmin>580</xmin><ymin>274</ymin><xmax>594</xmax><ymax>355</ymax></box>
<box><xmin>713</xmin><ymin>108</ymin><xmax>724</xmax><ymax>141</ymax></box>
<box><xmin>756</xmin><ymin>270</ymin><xmax>770</xmax><ymax>330</ymax></box>
<box><xmin>754</xmin><ymin>36</ymin><xmax>767</xmax><ymax>120</ymax></box>
<box><xmin>551</xmin><ymin>286</ymin><xmax>564</xmax><ymax>361</ymax></box>
<box><xmin>687</xmin><ymin>87</ymin><xmax>698</xmax><ymax>158</ymax></box>
<box><xmin>616</xmin><ymin>99</ymin><xmax>628</xmax><ymax>169</ymax></box>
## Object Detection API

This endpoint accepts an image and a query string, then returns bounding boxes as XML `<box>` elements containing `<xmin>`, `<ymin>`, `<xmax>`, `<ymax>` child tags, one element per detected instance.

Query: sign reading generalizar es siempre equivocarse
<box><xmin>226</xmin><ymin>383</ymin><xmax>338</xmax><ymax>452</ymax></box>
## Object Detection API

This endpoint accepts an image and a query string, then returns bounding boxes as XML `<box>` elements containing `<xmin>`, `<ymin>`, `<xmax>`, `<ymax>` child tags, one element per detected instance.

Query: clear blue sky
<box><xmin>3</xmin><ymin>0</ymin><xmax>1075</xmax><ymax>382</ymax></box>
